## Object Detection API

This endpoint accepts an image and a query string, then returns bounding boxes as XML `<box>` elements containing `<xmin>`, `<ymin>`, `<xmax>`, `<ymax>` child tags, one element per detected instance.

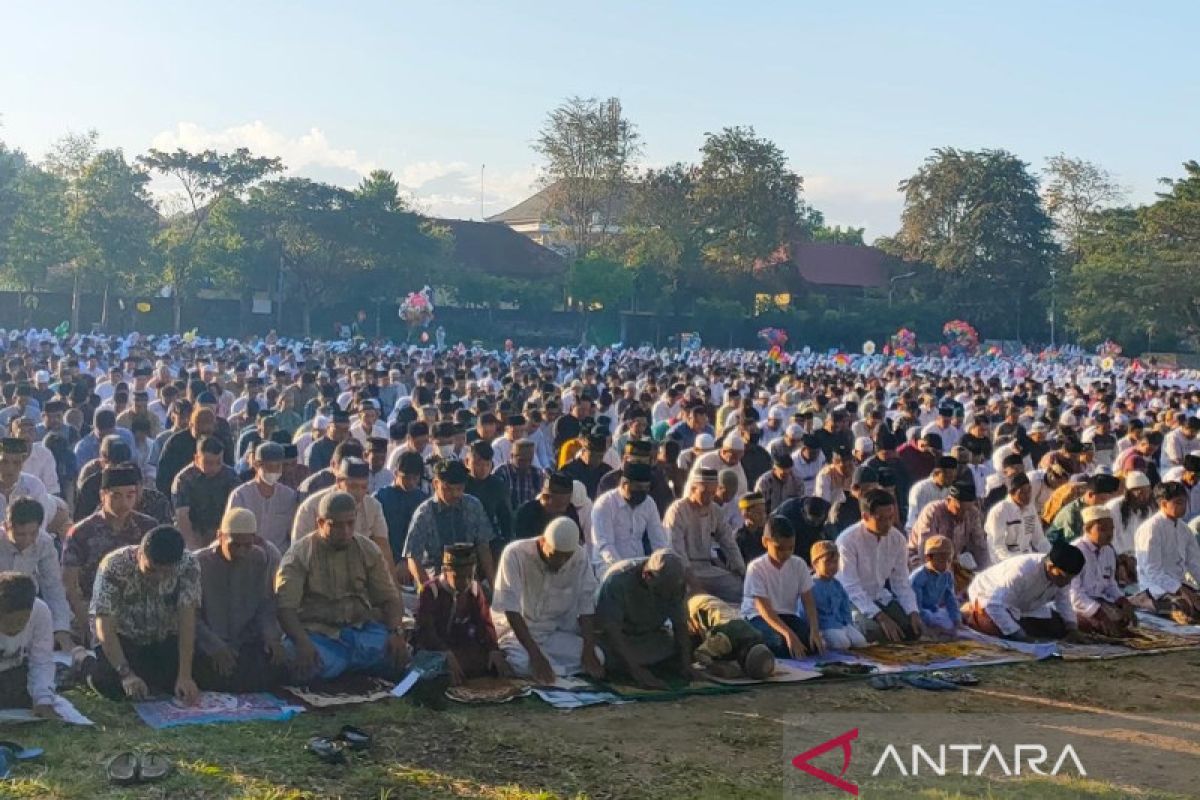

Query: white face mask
<box><xmin>260</xmin><ymin>471</ymin><xmax>281</xmax><ymax>486</ymax></box>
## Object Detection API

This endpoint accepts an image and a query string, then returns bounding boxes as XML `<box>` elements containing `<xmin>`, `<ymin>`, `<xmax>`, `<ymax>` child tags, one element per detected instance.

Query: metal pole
<box><xmin>480</xmin><ymin>164</ymin><xmax>485</xmax><ymax>220</ymax></box>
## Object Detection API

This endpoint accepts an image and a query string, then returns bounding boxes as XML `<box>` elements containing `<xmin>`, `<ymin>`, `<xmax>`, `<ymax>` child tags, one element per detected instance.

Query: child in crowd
<box><xmin>740</xmin><ymin>517</ymin><xmax>824</xmax><ymax>658</ymax></box>
<box><xmin>910</xmin><ymin>535</ymin><xmax>961</xmax><ymax>636</ymax></box>
<box><xmin>807</xmin><ymin>541</ymin><xmax>868</xmax><ymax>650</ymax></box>
<box><xmin>0</xmin><ymin>571</ymin><xmax>59</xmax><ymax>718</ymax></box>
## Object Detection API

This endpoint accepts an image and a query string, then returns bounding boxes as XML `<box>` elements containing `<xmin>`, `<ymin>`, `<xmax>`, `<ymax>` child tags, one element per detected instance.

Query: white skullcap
<box><xmin>768</xmin><ymin>408</ymin><xmax>785</xmax><ymax>420</ymax></box>
<box><xmin>785</xmin><ymin>423</ymin><xmax>803</xmax><ymax>438</ymax></box>
<box><xmin>1125</xmin><ymin>471</ymin><xmax>1151</xmax><ymax>489</ymax></box>
<box><xmin>313</xmin><ymin>414</ymin><xmax>330</xmax><ymax>430</ymax></box>
<box><xmin>543</xmin><ymin>517</ymin><xmax>580</xmax><ymax>554</ymax></box>
<box><xmin>571</xmin><ymin>480</ymin><xmax>588</xmax><ymax>507</ymax></box>
<box><xmin>1081</xmin><ymin>505</ymin><xmax>1113</xmax><ymax>524</ymax></box>
<box><xmin>854</xmin><ymin>436</ymin><xmax>874</xmax><ymax>454</ymax></box>
<box><xmin>695</xmin><ymin>433</ymin><xmax>715</xmax><ymax>450</ymax></box>
<box><xmin>723</xmin><ymin>433</ymin><xmax>745</xmax><ymax>452</ymax></box>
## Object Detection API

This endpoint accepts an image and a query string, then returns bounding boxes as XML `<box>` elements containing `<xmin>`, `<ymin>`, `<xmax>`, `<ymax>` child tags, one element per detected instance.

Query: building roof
<box><xmin>789</xmin><ymin>242</ymin><xmax>889</xmax><ymax>289</ymax></box>
<box><xmin>434</xmin><ymin>218</ymin><xmax>566</xmax><ymax>279</ymax></box>
<box><xmin>485</xmin><ymin>179</ymin><xmax>633</xmax><ymax>226</ymax></box>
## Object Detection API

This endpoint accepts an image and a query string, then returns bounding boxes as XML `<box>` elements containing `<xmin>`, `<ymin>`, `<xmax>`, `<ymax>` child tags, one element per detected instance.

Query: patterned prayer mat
<box><xmin>282</xmin><ymin>676</ymin><xmax>395</xmax><ymax>708</ymax></box>
<box><xmin>135</xmin><ymin>692</ymin><xmax>301</xmax><ymax>729</ymax></box>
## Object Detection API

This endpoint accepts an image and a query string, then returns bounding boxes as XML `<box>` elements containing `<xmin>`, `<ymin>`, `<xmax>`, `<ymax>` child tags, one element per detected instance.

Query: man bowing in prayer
<box><xmin>490</xmin><ymin>517</ymin><xmax>603</xmax><ymax>684</ymax></box>
<box><xmin>963</xmin><ymin>541</ymin><xmax>1087</xmax><ymax>642</ymax></box>
<box><xmin>664</xmin><ymin>467</ymin><xmax>745</xmax><ymax>603</ymax></box>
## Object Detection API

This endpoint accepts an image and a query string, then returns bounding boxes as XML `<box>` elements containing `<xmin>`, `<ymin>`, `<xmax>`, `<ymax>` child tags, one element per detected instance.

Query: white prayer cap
<box><xmin>768</xmin><ymin>408</ymin><xmax>785</xmax><ymax>421</ymax></box>
<box><xmin>1125</xmin><ymin>471</ymin><xmax>1150</xmax><ymax>489</ymax></box>
<box><xmin>571</xmin><ymin>480</ymin><xmax>588</xmax><ymax>508</ymax></box>
<box><xmin>313</xmin><ymin>414</ymin><xmax>330</xmax><ymax>430</ymax></box>
<box><xmin>785</xmin><ymin>423</ymin><xmax>803</xmax><ymax>438</ymax></box>
<box><xmin>1081</xmin><ymin>505</ymin><xmax>1113</xmax><ymax>524</ymax></box>
<box><xmin>854</xmin><ymin>436</ymin><xmax>874</xmax><ymax>454</ymax></box>
<box><xmin>722</xmin><ymin>433</ymin><xmax>745</xmax><ymax>452</ymax></box>
<box><xmin>694</xmin><ymin>433</ymin><xmax>715</xmax><ymax>451</ymax></box>
<box><xmin>34</xmin><ymin>370</ymin><xmax>50</xmax><ymax>383</ymax></box>
<box><xmin>543</xmin><ymin>517</ymin><xmax>580</xmax><ymax>554</ymax></box>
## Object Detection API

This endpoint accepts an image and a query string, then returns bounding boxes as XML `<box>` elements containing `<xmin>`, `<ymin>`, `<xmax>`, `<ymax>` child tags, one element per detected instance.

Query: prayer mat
<box><xmin>601</xmin><ymin>676</ymin><xmax>742</xmax><ymax>702</ymax></box>
<box><xmin>791</xmin><ymin>632</ymin><xmax>1052</xmax><ymax>676</ymax></box>
<box><xmin>282</xmin><ymin>676</ymin><xmax>395</xmax><ymax>708</ymax></box>
<box><xmin>135</xmin><ymin>692</ymin><xmax>302</xmax><ymax>729</ymax></box>
<box><xmin>0</xmin><ymin>696</ymin><xmax>93</xmax><ymax>726</ymax></box>
<box><xmin>702</xmin><ymin>658</ymin><xmax>823</xmax><ymax>686</ymax></box>
<box><xmin>1058</xmin><ymin>623</ymin><xmax>1200</xmax><ymax>662</ymax></box>
<box><xmin>445</xmin><ymin>677</ymin><xmax>531</xmax><ymax>704</ymax></box>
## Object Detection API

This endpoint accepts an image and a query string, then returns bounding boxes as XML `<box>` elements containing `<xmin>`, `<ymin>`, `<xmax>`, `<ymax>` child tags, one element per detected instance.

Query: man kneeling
<box><xmin>687</xmin><ymin>593</ymin><xmax>775</xmax><ymax>680</ymax></box>
<box><xmin>276</xmin><ymin>491</ymin><xmax>409</xmax><ymax>682</ymax></box>
<box><xmin>194</xmin><ymin>508</ymin><xmax>289</xmax><ymax>692</ymax></box>
<box><xmin>88</xmin><ymin>526</ymin><xmax>201</xmax><ymax>703</ymax></box>
<box><xmin>595</xmin><ymin>549</ymin><xmax>695</xmax><ymax>690</ymax></box>
<box><xmin>415</xmin><ymin>544</ymin><xmax>511</xmax><ymax>685</ymax></box>
<box><xmin>963</xmin><ymin>541</ymin><xmax>1087</xmax><ymax>642</ymax></box>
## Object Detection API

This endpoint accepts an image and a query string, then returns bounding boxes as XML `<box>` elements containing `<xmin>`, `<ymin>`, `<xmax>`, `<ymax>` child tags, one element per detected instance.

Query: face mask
<box><xmin>260</xmin><ymin>471</ymin><xmax>280</xmax><ymax>486</ymax></box>
<box><xmin>626</xmin><ymin>490</ymin><xmax>649</xmax><ymax>507</ymax></box>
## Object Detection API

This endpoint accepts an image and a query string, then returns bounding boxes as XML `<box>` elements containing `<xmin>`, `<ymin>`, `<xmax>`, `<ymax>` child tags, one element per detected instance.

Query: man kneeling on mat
<box><xmin>686</xmin><ymin>593</ymin><xmax>775</xmax><ymax>679</ymax></box>
<box><xmin>962</xmin><ymin>540</ymin><xmax>1088</xmax><ymax>642</ymax></box>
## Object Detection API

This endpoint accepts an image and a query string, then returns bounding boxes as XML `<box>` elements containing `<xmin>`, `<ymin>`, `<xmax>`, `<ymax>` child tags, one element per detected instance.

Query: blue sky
<box><xmin>2</xmin><ymin>1</ymin><xmax>1196</xmax><ymax>237</ymax></box>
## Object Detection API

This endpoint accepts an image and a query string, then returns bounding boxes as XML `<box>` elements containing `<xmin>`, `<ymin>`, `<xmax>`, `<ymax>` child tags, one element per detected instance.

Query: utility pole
<box><xmin>480</xmin><ymin>164</ymin><xmax>485</xmax><ymax>220</ymax></box>
<box><xmin>1049</xmin><ymin>268</ymin><xmax>1057</xmax><ymax>347</ymax></box>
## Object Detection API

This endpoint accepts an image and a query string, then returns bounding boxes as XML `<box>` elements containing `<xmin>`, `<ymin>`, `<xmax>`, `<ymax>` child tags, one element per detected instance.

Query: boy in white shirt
<box><xmin>0</xmin><ymin>571</ymin><xmax>59</xmax><ymax>718</ymax></box>
<box><xmin>741</xmin><ymin>517</ymin><xmax>824</xmax><ymax>658</ymax></box>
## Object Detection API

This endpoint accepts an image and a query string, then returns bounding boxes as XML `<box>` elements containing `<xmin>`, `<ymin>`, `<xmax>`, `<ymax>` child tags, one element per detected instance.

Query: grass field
<box><xmin>4</xmin><ymin>651</ymin><xmax>1200</xmax><ymax>799</ymax></box>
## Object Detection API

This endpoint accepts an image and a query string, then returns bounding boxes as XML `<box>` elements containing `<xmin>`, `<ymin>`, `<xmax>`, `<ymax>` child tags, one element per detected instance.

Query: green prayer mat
<box><xmin>600</xmin><ymin>676</ymin><xmax>743</xmax><ymax>701</ymax></box>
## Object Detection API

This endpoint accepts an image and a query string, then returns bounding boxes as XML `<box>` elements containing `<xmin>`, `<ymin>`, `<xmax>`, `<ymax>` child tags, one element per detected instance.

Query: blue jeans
<box><xmin>749</xmin><ymin>614</ymin><xmax>810</xmax><ymax>658</ymax></box>
<box><xmin>286</xmin><ymin>621</ymin><xmax>391</xmax><ymax>681</ymax></box>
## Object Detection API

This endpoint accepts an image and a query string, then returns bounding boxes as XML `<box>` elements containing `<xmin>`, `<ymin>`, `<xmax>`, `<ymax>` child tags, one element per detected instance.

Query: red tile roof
<box><xmin>434</xmin><ymin>218</ymin><xmax>566</xmax><ymax>279</ymax></box>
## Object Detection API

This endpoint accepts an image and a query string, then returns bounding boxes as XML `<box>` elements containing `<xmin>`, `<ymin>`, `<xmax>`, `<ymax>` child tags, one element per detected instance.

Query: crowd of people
<box><xmin>3</xmin><ymin>328</ymin><xmax>1200</xmax><ymax>717</ymax></box>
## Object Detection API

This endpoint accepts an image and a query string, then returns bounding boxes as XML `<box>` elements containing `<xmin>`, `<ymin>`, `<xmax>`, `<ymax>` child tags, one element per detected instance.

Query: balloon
<box><xmin>1100</xmin><ymin>356</ymin><xmax>1115</xmax><ymax>372</ymax></box>
<box><xmin>420</xmin><ymin>331</ymin><xmax>429</xmax><ymax>343</ymax></box>
<box><xmin>862</xmin><ymin>340</ymin><xmax>876</xmax><ymax>355</ymax></box>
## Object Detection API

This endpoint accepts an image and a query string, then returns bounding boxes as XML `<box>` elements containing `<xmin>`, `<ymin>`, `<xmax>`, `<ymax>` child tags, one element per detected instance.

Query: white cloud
<box><xmin>146</xmin><ymin>121</ymin><xmax>538</xmax><ymax>220</ymax></box>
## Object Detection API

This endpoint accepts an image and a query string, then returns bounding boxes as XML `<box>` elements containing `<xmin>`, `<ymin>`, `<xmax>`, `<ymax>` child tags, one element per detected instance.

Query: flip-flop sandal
<box><xmin>106</xmin><ymin>752</ymin><xmax>139</xmax><ymax>785</ymax></box>
<box><xmin>306</xmin><ymin>736</ymin><xmax>348</xmax><ymax>765</ymax></box>
<box><xmin>337</xmin><ymin>726</ymin><xmax>371</xmax><ymax>750</ymax></box>
<box><xmin>138</xmin><ymin>752</ymin><xmax>173</xmax><ymax>782</ymax></box>
<box><xmin>868</xmin><ymin>675</ymin><xmax>904</xmax><ymax>690</ymax></box>
<box><xmin>931</xmin><ymin>670</ymin><xmax>980</xmax><ymax>686</ymax></box>
<box><xmin>903</xmin><ymin>675</ymin><xmax>959</xmax><ymax>691</ymax></box>
<box><xmin>0</xmin><ymin>742</ymin><xmax>43</xmax><ymax>760</ymax></box>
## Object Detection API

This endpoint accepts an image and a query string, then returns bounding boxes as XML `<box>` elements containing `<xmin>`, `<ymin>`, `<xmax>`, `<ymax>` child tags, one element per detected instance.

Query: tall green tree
<box><xmin>3</xmin><ymin>164</ymin><xmax>70</xmax><ymax>294</ymax></box>
<box><xmin>895</xmin><ymin>147</ymin><xmax>1058</xmax><ymax>338</ymax></box>
<box><xmin>71</xmin><ymin>149</ymin><xmax>160</xmax><ymax>328</ymax></box>
<box><xmin>534</xmin><ymin>96</ymin><xmax>642</xmax><ymax>256</ymax></box>
<box><xmin>139</xmin><ymin>147</ymin><xmax>282</xmax><ymax>331</ymax></box>
<box><xmin>621</xmin><ymin>162</ymin><xmax>700</xmax><ymax>313</ymax></box>
<box><xmin>1042</xmin><ymin>154</ymin><xmax>1124</xmax><ymax>261</ymax></box>
<box><xmin>691</xmin><ymin>126</ymin><xmax>804</xmax><ymax>279</ymax></box>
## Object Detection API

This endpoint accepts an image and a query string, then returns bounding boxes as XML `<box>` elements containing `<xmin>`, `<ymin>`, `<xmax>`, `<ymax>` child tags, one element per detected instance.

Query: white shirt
<box><xmin>350</xmin><ymin>420</ymin><xmax>389</xmax><ymax>446</ymax></box>
<box><xmin>1105</xmin><ymin>496</ymin><xmax>1151</xmax><ymax>556</ymax></box>
<box><xmin>0</xmin><ymin>531</ymin><xmax>71</xmax><ymax>631</ymax></box>
<box><xmin>740</xmin><ymin>553</ymin><xmax>813</xmax><ymax>619</ymax></box>
<box><xmin>0</xmin><ymin>474</ymin><xmax>57</xmax><ymax>533</ymax></box>
<box><xmin>291</xmin><ymin>487</ymin><xmax>388</xmax><ymax>546</ymax></box>
<box><xmin>991</xmin><ymin>442</ymin><xmax>1034</xmax><ymax>473</ymax></box>
<box><xmin>1135</xmin><ymin>511</ymin><xmax>1200</xmax><ymax>598</ymax></box>
<box><xmin>1162</xmin><ymin>428</ymin><xmax>1200</xmax><ymax>469</ymax></box>
<box><xmin>491</xmin><ymin>537</ymin><xmax>597</xmax><ymax>635</ymax></box>
<box><xmin>792</xmin><ymin>451</ymin><xmax>825</xmax><ymax>496</ymax></box>
<box><xmin>1070</xmin><ymin>539</ymin><xmax>1122</xmax><ymax>618</ymax></box>
<box><xmin>0</xmin><ymin>598</ymin><xmax>55</xmax><ymax>706</ymax></box>
<box><xmin>967</xmin><ymin>553</ymin><xmax>1077</xmax><ymax>636</ymax></box>
<box><xmin>23</xmin><ymin>442</ymin><xmax>59</xmax><ymax>496</ymax></box>
<box><xmin>985</xmin><ymin>497</ymin><xmax>1049</xmax><ymax>564</ymax></box>
<box><xmin>689</xmin><ymin>451</ymin><xmax>747</xmax><ymax>496</ymax></box>
<box><xmin>922</xmin><ymin>421</ymin><xmax>962</xmax><ymax>451</ymax></box>
<box><xmin>906</xmin><ymin>478</ymin><xmax>950</xmax><ymax>531</ymax></box>
<box><xmin>835</xmin><ymin>522</ymin><xmax>919</xmax><ymax>617</ymax></box>
<box><xmin>590</xmin><ymin>489</ymin><xmax>667</xmax><ymax>567</ymax></box>
<box><xmin>368</xmin><ymin>467</ymin><xmax>394</xmax><ymax>495</ymax></box>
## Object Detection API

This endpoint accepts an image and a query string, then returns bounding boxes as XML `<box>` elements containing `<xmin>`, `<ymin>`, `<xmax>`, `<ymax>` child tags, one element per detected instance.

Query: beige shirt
<box><xmin>664</xmin><ymin>497</ymin><xmax>745</xmax><ymax>578</ymax></box>
<box><xmin>275</xmin><ymin>532</ymin><xmax>400</xmax><ymax>637</ymax></box>
<box><xmin>291</xmin><ymin>487</ymin><xmax>388</xmax><ymax>546</ymax></box>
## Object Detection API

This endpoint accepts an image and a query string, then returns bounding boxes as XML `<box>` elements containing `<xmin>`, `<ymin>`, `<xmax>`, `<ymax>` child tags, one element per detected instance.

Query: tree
<box><xmin>3</xmin><ymin>164</ymin><xmax>70</xmax><ymax>295</ymax></box>
<box><xmin>894</xmin><ymin>147</ymin><xmax>1058</xmax><ymax>338</ymax></box>
<box><xmin>139</xmin><ymin>147</ymin><xmax>282</xmax><ymax>331</ymax></box>
<box><xmin>71</xmin><ymin>149</ymin><xmax>160</xmax><ymax>328</ymax></box>
<box><xmin>567</xmin><ymin>255</ymin><xmax>634</xmax><ymax>341</ymax></box>
<box><xmin>804</xmin><ymin>208</ymin><xmax>866</xmax><ymax>245</ymax></box>
<box><xmin>0</xmin><ymin>143</ymin><xmax>31</xmax><ymax>270</ymax></box>
<box><xmin>534</xmin><ymin>96</ymin><xmax>642</xmax><ymax>256</ymax></box>
<box><xmin>1042</xmin><ymin>154</ymin><xmax>1124</xmax><ymax>260</ymax></box>
<box><xmin>621</xmin><ymin>163</ymin><xmax>700</xmax><ymax>313</ymax></box>
<box><xmin>691</xmin><ymin>126</ymin><xmax>804</xmax><ymax>277</ymax></box>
